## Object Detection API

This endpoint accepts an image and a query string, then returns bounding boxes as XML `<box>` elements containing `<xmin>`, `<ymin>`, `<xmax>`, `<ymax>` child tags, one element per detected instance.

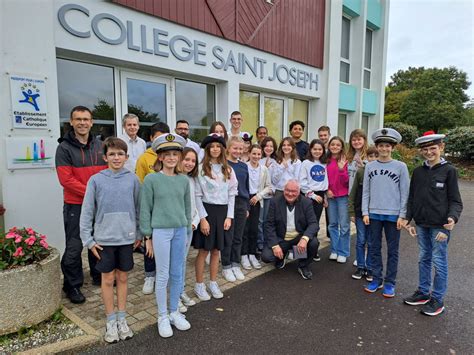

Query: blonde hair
<box><xmin>154</xmin><ymin>150</ymin><xmax>183</xmax><ymax>174</ymax></box>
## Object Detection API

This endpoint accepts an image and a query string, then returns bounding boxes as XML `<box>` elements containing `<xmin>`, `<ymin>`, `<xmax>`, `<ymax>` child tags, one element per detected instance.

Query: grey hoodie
<box><xmin>80</xmin><ymin>168</ymin><xmax>141</xmax><ymax>249</ymax></box>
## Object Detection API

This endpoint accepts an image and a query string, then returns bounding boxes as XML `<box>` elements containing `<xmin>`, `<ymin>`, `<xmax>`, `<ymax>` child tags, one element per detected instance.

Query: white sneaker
<box><xmin>205</xmin><ymin>253</ymin><xmax>210</xmax><ymax>265</ymax></box>
<box><xmin>157</xmin><ymin>315</ymin><xmax>173</xmax><ymax>338</ymax></box>
<box><xmin>104</xmin><ymin>320</ymin><xmax>119</xmax><ymax>343</ymax></box>
<box><xmin>288</xmin><ymin>251</ymin><xmax>294</xmax><ymax>260</ymax></box>
<box><xmin>117</xmin><ymin>318</ymin><xmax>133</xmax><ymax>340</ymax></box>
<box><xmin>337</xmin><ymin>255</ymin><xmax>347</xmax><ymax>263</ymax></box>
<box><xmin>232</xmin><ymin>266</ymin><xmax>245</xmax><ymax>281</ymax></box>
<box><xmin>329</xmin><ymin>253</ymin><xmax>338</xmax><ymax>260</ymax></box>
<box><xmin>208</xmin><ymin>281</ymin><xmax>224</xmax><ymax>299</ymax></box>
<box><xmin>142</xmin><ymin>277</ymin><xmax>155</xmax><ymax>295</ymax></box>
<box><xmin>178</xmin><ymin>299</ymin><xmax>187</xmax><ymax>313</ymax></box>
<box><xmin>194</xmin><ymin>283</ymin><xmax>211</xmax><ymax>301</ymax></box>
<box><xmin>180</xmin><ymin>292</ymin><xmax>196</xmax><ymax>307</ymax></box>
<box><xmin>241</xmin><ymin>255</ymin><xmax>252</xmax><ymax>270</ymax></box>
<box><xmin>249</xmin><ymin>255</ymin><xmax>262</xmax><ymax>269</ymax></box>
<box><xmin>353</xmin><ymin>259</ymin><xmax>358</xmax><ymax>267</ymax></box>
<box><xmin>222</xmin><ymin>268</ymin><xmax>237</xmax><ymax>282</ymax></box>
<box><xmin>169</xmin><ymin>311</ymin><xmax>191</xmax><ymax>331</ymax></box>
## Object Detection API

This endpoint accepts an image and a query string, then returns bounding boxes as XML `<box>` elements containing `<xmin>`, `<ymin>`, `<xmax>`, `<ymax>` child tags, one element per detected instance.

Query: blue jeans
<box><xmin>369</xmin><ymin>219</ymin><xmax>400</xmax><ymax>285</ymax></box>
<box><xmin>355</xmin><ymin>217</ymin><xmax>372</xmax><ymax>270</ymax></box>
<box><xmin>152</xmin><ymin>227</ymin><xmax>187</xmax><ymax>316</ymax></box>
<box><xmin>416</xmin><ymin>226</ymin><xmax>450</xmax><ymax>302</ymax></box>
<box><xmin>328</xmin><ymin>196</ymin><xmax>350</xmax><ymax>257</ymax></box>
<box><xmin>257</xmin><ymin>198</ymin><xmax>271</xmax><ymax>250</ymax></box>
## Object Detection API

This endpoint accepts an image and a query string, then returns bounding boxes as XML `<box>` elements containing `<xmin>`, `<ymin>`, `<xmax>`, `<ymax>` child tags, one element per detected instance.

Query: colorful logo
<box><xmin>13</xmin><ymin>139</ymin><xmax>52</xmax><ymax>164</ymax></box>
<box><xmin>310</xmin><ymin>165</ymin><xmax>326</xmax><ymax>182</ymax></box>
<box><xmin>19</xmin><ymin>82</ymin><xmax>41</xmax><ymax>111</ymax></box>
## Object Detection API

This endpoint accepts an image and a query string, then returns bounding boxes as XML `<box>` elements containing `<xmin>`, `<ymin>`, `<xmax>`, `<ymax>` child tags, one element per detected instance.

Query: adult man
<box><xmin>119</xmin><ymin>113</ymin><xmax>146</xmax><ymax>172</ymax></box>
<box><xmin>55</xmin><ymin>106</ymin><xmax>107</xmax><ymax>303</ymax></box>
<box><xmin>175</xmin><ymin>119</ymin><xmax>201</xmax><ymax>155</ymax></box>
<box><xmin>228</xmin><ymin>111</ymin><xmax>243</xmax><ymax>137</ymax></box>
<box><xmin>318</xmin><ymin>125</ymin><xmax>331</xmax><ymax>148</ymax></box>
<box><xmin>262</xmin><ymin>180</ymin><xmax>319</xmax><ymax>280</ymax></box>
<box><xmin>289</xmin><ymin>120</ymin><xmax>309</xmax><ymax>160</ymax></box>
<box><xmin>256</xmin><ymin>126</ymin><xmax>268</xmax><ymax>144</ymax></box>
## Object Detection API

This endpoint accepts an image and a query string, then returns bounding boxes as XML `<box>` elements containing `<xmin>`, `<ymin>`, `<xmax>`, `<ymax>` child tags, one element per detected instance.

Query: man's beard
<box><xmin>178</xmin><ymin>132</ymin><xmax>188</xmax><ymax>140</ymax></box>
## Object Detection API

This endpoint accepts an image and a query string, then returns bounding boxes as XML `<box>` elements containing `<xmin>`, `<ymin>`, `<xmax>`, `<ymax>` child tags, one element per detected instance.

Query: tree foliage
<box><xmin>384</xmin><ymin>67</ymin><xmax>471</xmax><ymax>132</ymax></box>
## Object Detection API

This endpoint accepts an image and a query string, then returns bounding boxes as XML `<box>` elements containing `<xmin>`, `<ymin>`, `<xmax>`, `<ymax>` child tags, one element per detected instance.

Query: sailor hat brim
<box><xmin>415</xmin><ymin>133</ymin><xmax>446</xmax><ymax>147</ymax></box>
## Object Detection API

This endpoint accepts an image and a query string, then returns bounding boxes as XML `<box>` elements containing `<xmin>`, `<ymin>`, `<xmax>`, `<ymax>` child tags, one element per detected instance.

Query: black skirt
<box><xmin>192</xmin><ymin>203</ymin><xmax>229</xmax><ymax>251</ymax></box>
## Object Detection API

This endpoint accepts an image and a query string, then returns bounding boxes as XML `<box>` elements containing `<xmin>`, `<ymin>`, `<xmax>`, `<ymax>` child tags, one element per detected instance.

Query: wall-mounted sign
<box><xmin>9</xmin><ymin>75</ymin><xmax>49</xmax><ymax>129</ymax></box>
<box><xmin>5</xmin><ymin>137</ymin><xmax>56</xmax><ymax>170</ymax></box>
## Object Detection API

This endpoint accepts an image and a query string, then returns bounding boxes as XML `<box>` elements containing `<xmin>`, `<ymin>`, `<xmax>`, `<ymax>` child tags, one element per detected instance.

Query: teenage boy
<box><xmin>289</xmin><ymin>120</ymin><xmax>309</xmax><ymax>160</ymax></box>
<box><xmin>348</xmin><ymin>145</ymin><xmax>378</xmax><ymax>281</ymax></box>
<box><xmin>119</xmin><ymin>113</ymin><xmax>146</xmax><ymax>173</ymax></box>
<box><xmin>362</xmin><ymin>128</ymin><xmax>409</xmax><ymax>298</ymax></box>
<box><xmin>228</xmin><ymin>111</ymin><xmax>243</xmax><ymax>137</ymax></box>
<box><xmin>317</xmin><ymin>125</ymin><xmax>331</xmax><ymax>149</ymax></box>
<box><xmin>55</xmin><ymin>106</ymin><xmax>107</xmax><ymax>303</ymax></box>
<box><xmin>402</xmin><ymin>131</ymin><xmax>463</xmax><ymax>316</ymax></box>
<box><xmin>80</xmin><ymin>137</ymin><xmax>141</xmax><ymax>343</ymax></box>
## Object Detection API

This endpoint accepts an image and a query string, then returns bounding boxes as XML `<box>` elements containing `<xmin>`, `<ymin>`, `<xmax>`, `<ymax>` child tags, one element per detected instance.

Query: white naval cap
<box><xmin>151</xmin><ymin>133</ymin><xmax>186</xmax><ymax>153</ymax></box>
<box><xmin>371</xmin><ymin>128</ymin><xmax>402</xmax><ymax>144</ymax></box>
<box><xmin>414</xmin><ymin>131</ymin><xmax>446</xmax><ymax>147</ymax></box>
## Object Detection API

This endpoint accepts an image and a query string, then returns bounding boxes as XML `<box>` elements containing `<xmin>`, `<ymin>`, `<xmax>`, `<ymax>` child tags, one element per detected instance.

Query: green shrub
<box><xmin>445</xmin><ymin>126</ymin><xmax>474</xmax><ymax>160</ymax></box>
<box><xmin>385</xmin><ymin>122</ymin><xmax>418</xmax><ymax>147</ymax></box>
<box><xmin>392</xmin><ymin>145</ymin><xmax>423</xmax><ymax>175</ymax></box>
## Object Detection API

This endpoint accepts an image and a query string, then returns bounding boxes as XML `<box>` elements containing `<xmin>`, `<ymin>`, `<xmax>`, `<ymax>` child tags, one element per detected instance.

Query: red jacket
<box><xmin>55</xmin><ymin>130</ymin><xmax>107</xmax><ymax>204</ymax></box>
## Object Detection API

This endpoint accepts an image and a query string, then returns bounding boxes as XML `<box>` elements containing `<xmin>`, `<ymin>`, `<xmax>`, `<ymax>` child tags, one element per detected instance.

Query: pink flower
<box><xmin>9</xmin><ymin>227</ymin><xmax>17</xmax><ymax>233</ymax></box>
<box><xmin>26</xmin><ymin>228</ymin><xmax>35</xmax><ymax>235</ymax></box>
<box><xmin>5</xmin><ymin>232</ymin><xmax>16</xmax><ymax>239</ymax></box>
<box><xmin>25</xmin><ymin>236</ymin><xmax>36</xmax><ymax>246</ymax></box>
<box><xmin>15</xmin><ymin>235</ymin><xmax>23</xmax><ymax>243</ymax></box>
<box><xmin>40</xmin><ymin>234</ymin><xmax>47</xmax><ymax>240</ymax></box>
<box><xmin>40</xmin><ymin>240</ymin><xmax>49</xmax><ymax>249</ymax></box>
<box><xmin>13</xmin><ymin>247</ymin><xmax>24</xmax><ymax>257</ymax></box>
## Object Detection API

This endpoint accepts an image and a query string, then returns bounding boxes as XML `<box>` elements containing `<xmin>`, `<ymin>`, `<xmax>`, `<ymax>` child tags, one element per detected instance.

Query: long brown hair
<box><xmin>327</xmin><ymin>136</ymin><xmax>346</xmax><ymax>162</ymax></box>
<box><xmin>347</xmin><ymin>129</ymin><xmax>368</xmax><ymax>162</ymax></box>
<box><xmin>182</xmin><ymin>147</ymin><xmax>199</xmax><ymax>178</ymax></box>
<box><xmin>260</xmin><ymin>136</ymin><xmax>278</xmax><ymax>160</ymax></box>
<box><xmin>306</xmin><ymin>139</ymin><xmax>327</xmax><ymax>163</ymax></box>
<box><xmin>209</xmin><ymin>121</ymin><xmax>229</xmax><ymax>142</ymax></box>
<box><xmin>153</xmin><ymin>150</ymin><xmax>183</xmax><ymax>174</ymax></box>
<box><xmin>276</xmin><ymin>137</ymin><xmax>298</xmax><ymax>163</ymax></box>
<box><xmin>201</xmin><ymin>142</ymin><xmax>231</xmax><ymax>181</ymax></box>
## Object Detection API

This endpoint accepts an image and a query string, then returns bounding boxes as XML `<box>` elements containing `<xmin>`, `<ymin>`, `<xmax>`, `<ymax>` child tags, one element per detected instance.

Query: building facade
<box><xmin>0</xmin><ymin>0</ymin><xmax>389</xmax><ymax>251</ymax></box>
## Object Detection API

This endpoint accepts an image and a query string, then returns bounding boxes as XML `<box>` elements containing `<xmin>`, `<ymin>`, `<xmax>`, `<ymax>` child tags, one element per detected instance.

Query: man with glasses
<box><xmin>119</xmin><ymin>113</ymin><xmax>146</xmax><ymax>172</ymax></box>
<box><xmin>55</xmin><ymin>106</ymin><xmax>107</xmax><ymax>304</ymax></box>
<box><xmin>228</xmin><ymin>111</ymin><xmax>243</xmax><ymax>138</ymax></box>
<box><xmin>175</xmin><ymin>119</ymin><xmax>200</xmax><ymax>154</ymax></box>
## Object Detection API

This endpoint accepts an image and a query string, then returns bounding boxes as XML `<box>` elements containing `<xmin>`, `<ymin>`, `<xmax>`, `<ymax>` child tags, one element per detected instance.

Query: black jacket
<box><xmin>406</xmin><ymin>161</ymin><xmax>463</xmax><ymax>228</ymax></box>
<box><xmin>265</xmin><ymin>194</ymin><xmax>319</xmax><ymax>248</ymax></box>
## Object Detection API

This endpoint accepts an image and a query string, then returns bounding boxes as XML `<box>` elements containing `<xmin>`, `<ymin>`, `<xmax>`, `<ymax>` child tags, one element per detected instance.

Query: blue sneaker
<box><xmin>382</xmin><ymin>283</ymin><xmax>395</xmax><ymax>298</ymax></box>
<box><xmin>364</xmin><ymin>280</ymin><xmax>383</xmax><ymax>293</ymax></box>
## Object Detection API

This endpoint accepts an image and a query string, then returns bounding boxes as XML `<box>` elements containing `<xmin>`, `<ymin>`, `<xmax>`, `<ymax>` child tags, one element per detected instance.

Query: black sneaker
<box><xmin>365</xmin><ymin>270</ymin><xmax>373</xmax><ymax>282</ymax></box>
<box><xmin>352</xmin><ymin>268</ymin><xmax>365</xmax><ymax>280</ymax></box>
<box><xmin>403</xmin><ymin>290</ymin><xmax>430</xmax><ymax>306</ymax></box>
<box><xmin>276</xmin><ymin>257</ymin><xmax>287</xmax><ymax>269</ymax></box>
<box><xmin>421</xmin><ymin>298</ymin><xmax>445</xmax><ymax>316</ymax></box>
<box><xmin>67</xmin><ymin>288</ymin><xmax>86</xmax><ymax>304</ymax></box>
<box><xmin>298</xmin><ymin>266</ymin><xmax>313</xmax><ymax>280</ymax></box>
<box><xmin>313</xmin><ymin>253</ymin><xmax>321</xmax><ymax>262</ymax></box>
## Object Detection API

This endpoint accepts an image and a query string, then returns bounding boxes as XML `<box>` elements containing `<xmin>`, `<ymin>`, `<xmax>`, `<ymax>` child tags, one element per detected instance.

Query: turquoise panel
<box><xmin>367</xmin><ymin>0</ymin><xmax>382</xmax><ymax>30</ymax></box>
<box><xmin>339</xmin><ymin>83</ymin><xmax>357</xmax><ymax>112</ymax></box>
<box><xmin>343</xmin><ymin>0</ymin><xmax>361</xmax><ymax>17</ymax></box>
<box><xmin>362</xmin><ymin>89</ymin><xmax>377</xmax><ymax>115</ymax></box>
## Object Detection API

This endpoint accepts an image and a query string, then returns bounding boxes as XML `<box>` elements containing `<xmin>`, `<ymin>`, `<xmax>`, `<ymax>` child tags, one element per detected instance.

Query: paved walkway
<box><xmin>62</xmin><ymin>214</ymin><xmax>335</xmax><ymax>335</ymax></box>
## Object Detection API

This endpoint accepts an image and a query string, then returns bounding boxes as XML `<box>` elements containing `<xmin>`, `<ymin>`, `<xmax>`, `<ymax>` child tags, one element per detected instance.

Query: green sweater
<box><xmin>139</xmin><ymin>172</ymin><xmax>191</xmax><ymax>236</ymax></box>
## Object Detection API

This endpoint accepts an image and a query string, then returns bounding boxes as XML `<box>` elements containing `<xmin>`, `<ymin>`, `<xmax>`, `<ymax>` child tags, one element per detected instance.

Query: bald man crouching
<box><xmin>262</xmin><ymin>180</ymin><xmax>319</xmax><ymax>280</ymax></box>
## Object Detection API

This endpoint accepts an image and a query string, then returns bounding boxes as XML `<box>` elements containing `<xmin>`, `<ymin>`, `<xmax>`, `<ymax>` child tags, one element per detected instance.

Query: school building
<box><xmin>0</xmin><ymin>0</ymin><xmax>389</xmax><ymax>251</ymax></box>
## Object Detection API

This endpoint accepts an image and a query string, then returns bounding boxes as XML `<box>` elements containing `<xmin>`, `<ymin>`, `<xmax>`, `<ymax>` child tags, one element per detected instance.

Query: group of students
<box><xmin>79</xmin><ymin>111</ymin><xmax>463</xmax><ymax>343</ymax></box>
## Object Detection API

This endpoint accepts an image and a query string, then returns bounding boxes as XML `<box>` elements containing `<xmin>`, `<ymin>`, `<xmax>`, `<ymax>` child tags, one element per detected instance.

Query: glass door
<box><xmin>120</xmin><ymin>71</ymin><xmax>172</xmax><ymax>142</ymax></box>
<box><xmin>261</xmin><ymin>95</ymin><xmax>286</xmax><ymax>140</ymax></box>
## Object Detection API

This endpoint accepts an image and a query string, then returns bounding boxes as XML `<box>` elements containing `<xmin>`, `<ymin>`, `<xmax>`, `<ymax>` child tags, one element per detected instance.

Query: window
<box><xmin>340</xmin><ymin>17</ymin><xmax>351</xmax><ymax>83</ymax></box>
<box><xmin>57</xmin><ymin>59</ymin><xmax>115</xmax><ymax>139</ymax></box>
<box><xmin>264</xmin><ymin>97</ymin><xmax>284</xmax><ymax>139</ymax></box>
<box><xmin>176</xmin><ymin>79</ymin><xmax>215</xmax><ymax>143</ymax></box>
<box><xmin>338</xmin><ymin>113</ymin><xmax>347</xmax><ymax>140</ymax></box>
<box><xmin>239</xmin><ymin>91</ymin><xmax>260</xmax><ymax>138</ymax></box>
<box><xmin>362</xmin><ymin>115</ymin><xmax>369</xmax><ymax>134</ymax></box>
<box><xmin>363</xmin><ymin>29</ymin><xmax>373</xmax><ymax>89</ymax></box>
<box><xmin>288</xmin><ymin>98</ymin><xmax>309</xmax><ymax>141</ymax></box>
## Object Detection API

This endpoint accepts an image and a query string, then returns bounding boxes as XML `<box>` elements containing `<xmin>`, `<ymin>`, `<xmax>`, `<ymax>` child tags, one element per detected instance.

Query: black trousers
<box><xmin>311</xmin><ymin>191</ymin><xmax>325</xmax><ymax>225</ymax></box>
<box><xmin>222</xmin><ymin>197</ymin><xmax>247</xmax><ymax>267</ymax></box>
<box><xmin>242</xmin><ymin>195</ymin><xmax>261</xmax><ymax>255</ymax></box>
<box><xmin>261</xmin><ymin>235</ymin><xmax>319</xmax><ymax>268</ymax></box>
<box><xmin>61</xmin><ymin>203</ymin><xmax>100</xmax><ymax>291</ymax></box>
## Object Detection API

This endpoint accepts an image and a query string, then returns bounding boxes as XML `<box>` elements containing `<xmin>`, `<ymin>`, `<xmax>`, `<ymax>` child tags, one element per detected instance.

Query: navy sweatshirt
<box><xmin>228</xmin><ymin>160</ymin><xmax>250</xmax><ymax>210</ymax></box>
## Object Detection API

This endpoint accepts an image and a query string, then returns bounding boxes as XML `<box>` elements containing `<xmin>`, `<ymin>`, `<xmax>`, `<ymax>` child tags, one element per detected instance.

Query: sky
<box><xmin>386</xmin><ymin>0</ymin><xmax>474</xmax><ymax>99</ymax></box>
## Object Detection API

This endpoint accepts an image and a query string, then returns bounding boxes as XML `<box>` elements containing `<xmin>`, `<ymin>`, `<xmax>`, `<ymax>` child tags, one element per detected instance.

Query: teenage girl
<box><xmin>198</xmin><ymin>121</ymin><xmax>229</xmax><ymax>162</ymax></box>
<box><xmin>193</xmin><ymin>134</ymin><xmax>238</xmax><ymax>301</ymax></box>
<box><xmin>140</xmin><ymin>133</ymin><xmax>191</xmax><ymax>338</ymax></box>
<box><xmin>273</xmin><ymin>137</ymin><xmax>302</xmax><ymax>196</ymax></box>
<box><xmin>179</xmin><ymin>147</ymin><xmax>200</xmax><ymax>309</ymax></box>
<box><xmin>347</xmin><ymin>129</ymin><xmax>369</xmax><ymax>193</ymax></box>
<box><xmin>257</xmin><ymin>136</ymin><xmax>278</xmax><ymax>252</ymax></box>
<box><xmin>240</xmin><ymin>132</ymin><xmax>253</xmax><ymax>163</ymax></box>
<box><xmin>223</xmin><ymin>136</ymin><xmax>250</xmax><ymax>282</ymax></box>
<box><xmin>326</xmin><ymin>136</ymin><xmax>350</xmax><ymax>264</ymax></box>
<box><xmin>242</xmin><ymin>144</ymin><xmax>272</xmax><ymax>269</ymax></box>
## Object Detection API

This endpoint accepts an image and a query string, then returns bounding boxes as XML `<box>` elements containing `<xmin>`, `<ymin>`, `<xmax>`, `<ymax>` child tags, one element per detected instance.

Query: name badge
<box><xmin>436</xmin><ymin>182</ymin><xmax>444</xmax><ymax>188</ymax></box>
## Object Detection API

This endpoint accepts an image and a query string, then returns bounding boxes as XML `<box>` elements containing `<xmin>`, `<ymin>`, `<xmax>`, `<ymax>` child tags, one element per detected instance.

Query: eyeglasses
<box><xmin>176</xmin><ymin>127</ymin><xmax>189</xmax><ymax>131</ymax></box>
<box><xmin>73</xmin><ymin>118</ymin><xmax>92</xmax><ymax>123</ymax></box>
<box><xmin>106</xmin><ymin>152</ymin><xmax>126</xmax><ymax>157</ymax></box>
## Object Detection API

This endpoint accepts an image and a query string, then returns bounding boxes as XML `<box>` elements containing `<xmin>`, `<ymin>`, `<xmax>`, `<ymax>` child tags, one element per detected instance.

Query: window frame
<box><xmin>363</xmin><ymin>28</ymin><xmax>373</xmax><ymax>90</ymax></box>
<box><xmin>340</xmin><ymin>16</ymin><xmax>351</xmax><ymax>84</ymax></box>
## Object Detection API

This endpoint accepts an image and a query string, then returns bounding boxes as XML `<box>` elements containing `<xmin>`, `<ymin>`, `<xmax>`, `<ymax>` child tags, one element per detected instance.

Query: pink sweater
<box><xmin>327</xmin><ymin>158</ymin><xmax>349</xmax><ymax>197</ymax></box>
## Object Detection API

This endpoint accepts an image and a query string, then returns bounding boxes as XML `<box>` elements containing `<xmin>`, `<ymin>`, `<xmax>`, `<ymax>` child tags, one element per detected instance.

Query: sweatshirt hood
<box><xmin>100</xmin><ymin>168</ymin><xmax>131</xmax><ymax>178</ymax></box>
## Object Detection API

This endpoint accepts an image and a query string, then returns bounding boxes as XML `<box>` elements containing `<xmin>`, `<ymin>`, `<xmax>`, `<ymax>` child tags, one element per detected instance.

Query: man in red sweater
<box><xmin>55</xmin><ymin>106</ymin><xmax>107</xmax><ymax>303</ymax></box>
